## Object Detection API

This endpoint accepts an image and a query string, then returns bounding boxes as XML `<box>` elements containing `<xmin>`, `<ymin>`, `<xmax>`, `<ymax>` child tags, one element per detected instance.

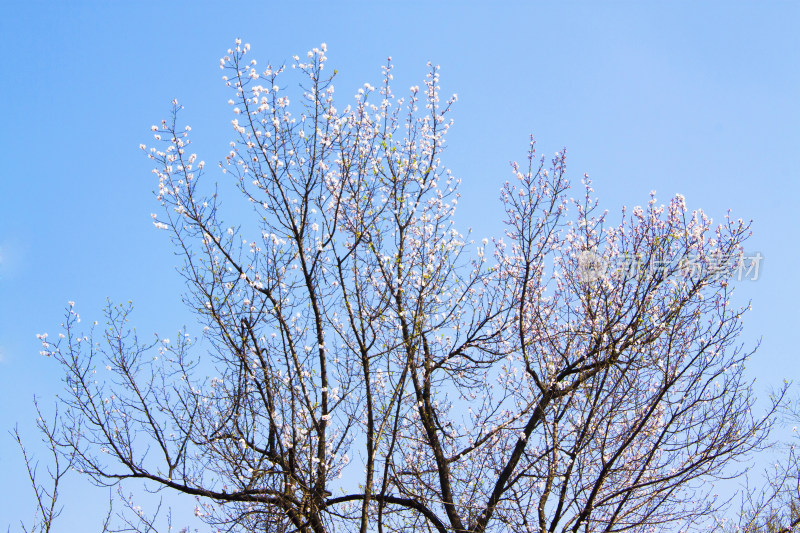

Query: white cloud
<box><xmin>0</xmin><ymin>240</ymin><xmax>24</xmax><ymax>280</ymax></box>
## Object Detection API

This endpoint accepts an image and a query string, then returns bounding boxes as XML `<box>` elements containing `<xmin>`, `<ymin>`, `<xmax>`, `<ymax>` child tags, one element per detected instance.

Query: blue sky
<box><xmin>1</xmin><ymin>1</ymin><xmax>798</xmax><ymax>529</ymax></box>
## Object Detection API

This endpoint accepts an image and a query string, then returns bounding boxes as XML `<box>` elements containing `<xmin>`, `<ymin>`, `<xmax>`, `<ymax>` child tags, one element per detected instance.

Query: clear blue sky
<box><xmin>1</xmin><ymin>1</ymin><xmax>798</xmax><ymax>529</ymax></box>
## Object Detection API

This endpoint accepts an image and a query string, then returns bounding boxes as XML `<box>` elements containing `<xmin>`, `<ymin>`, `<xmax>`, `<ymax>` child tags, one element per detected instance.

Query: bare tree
<box><xmin>728</xmin><ymin>394</ymin><xmax>800</xmax><ymax>532</ymax></box>
<box><xmin>14</xmin><ymin>405</ymin><xmax>75</xmax><ymax>533</ymax></box>
<box><xmin>32</xmin><ymin>41</ymin><xmax>778</xmax><ymax>532</ymax></box>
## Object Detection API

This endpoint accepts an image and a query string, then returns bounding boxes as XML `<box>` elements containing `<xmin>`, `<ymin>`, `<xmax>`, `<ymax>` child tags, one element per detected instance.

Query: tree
<box><xmin>33</xmin><ymin>41</ymin><xmax>777</xmax><ymax>532</ymax></box>
<box><xmin>728</xmin><ymin>395</ymin><xmax>800</xmax><ymax>533</ymax></box>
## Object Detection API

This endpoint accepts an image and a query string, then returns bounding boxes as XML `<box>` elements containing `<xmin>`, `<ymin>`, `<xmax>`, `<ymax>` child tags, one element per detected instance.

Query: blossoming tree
<box><xmin>34</xmin><ymin>41</ymin><xmax>777</xmax><ymax>532</ymax></box>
